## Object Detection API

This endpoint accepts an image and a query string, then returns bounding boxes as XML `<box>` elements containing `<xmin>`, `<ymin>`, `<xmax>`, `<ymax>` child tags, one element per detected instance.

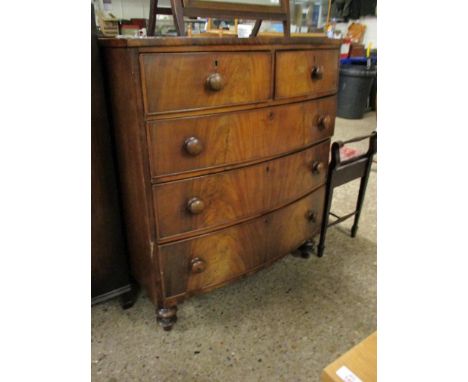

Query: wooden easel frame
<box><xmin>147</xmin><ymin>0</ymin><xmax>290</xmax><ymax>37</ymax></box>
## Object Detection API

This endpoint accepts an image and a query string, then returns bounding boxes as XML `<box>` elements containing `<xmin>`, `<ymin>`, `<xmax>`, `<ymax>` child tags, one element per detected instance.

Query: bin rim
<box><xmin>339</xmin><ymin>65</ymin><xmax>377</xmax><ymax>78</ymax></box>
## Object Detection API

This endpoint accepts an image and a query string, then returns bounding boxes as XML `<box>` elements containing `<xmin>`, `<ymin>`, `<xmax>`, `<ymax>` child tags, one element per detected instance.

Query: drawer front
<box><xmin>148</xmin><ymin>96</ymin><xmax>336</xmax><ymax>179</ymax></box>
<box><xmin>275</xmin><ymin>49</ymin><xmax>339</xmax><ymax>99</ymax></box>
<box><xmin>141</xmin><ymin>51</ymin><xmax>272</xmax><ymax>114</ymax></box>
<box><xmin>154</xmin><ymin>141</ymin><xmax>329</xmax><ymax>240</ymax></box>
<box><xmin>160</xmin><ymin>187</ymin><xmax>325</xmax><ymax>297</ymax></box>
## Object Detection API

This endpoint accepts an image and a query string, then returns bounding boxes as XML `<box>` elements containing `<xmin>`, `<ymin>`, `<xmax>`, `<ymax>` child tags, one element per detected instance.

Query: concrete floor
<box><xmin>92</xmin><ymin>112</ymin><xmax>377</xmax><ymax>382</ymax></box>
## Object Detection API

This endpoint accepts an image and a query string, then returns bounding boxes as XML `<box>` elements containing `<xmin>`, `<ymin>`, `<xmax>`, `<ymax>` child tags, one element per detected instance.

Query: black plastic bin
<box><xmin>337</xmin><ymin>64</ymin><xmax>377</xmax><ymax>119</ymax></box>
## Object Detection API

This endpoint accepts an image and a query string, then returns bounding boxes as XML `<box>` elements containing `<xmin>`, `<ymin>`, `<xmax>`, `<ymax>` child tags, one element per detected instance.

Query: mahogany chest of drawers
<box><xmin>99</xmin><ymin>36</ymin><xmax>340</xmax><ymax>330</ymax></box>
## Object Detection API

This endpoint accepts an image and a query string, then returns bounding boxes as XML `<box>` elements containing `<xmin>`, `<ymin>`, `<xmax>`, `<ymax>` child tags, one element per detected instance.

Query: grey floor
<box><xmin>92</xmin><ymin>112</ymin><xmax>377</xmax><ymax>382</ymax></box>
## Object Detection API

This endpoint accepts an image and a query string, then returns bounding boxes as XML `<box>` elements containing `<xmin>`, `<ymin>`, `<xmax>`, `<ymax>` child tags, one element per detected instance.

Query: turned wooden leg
<box><xmin>119</xmin><ymin>283</ymin><xmax>139</xmax><ymax>310</ymax></box>
<box><xmin>298</xmin><ymin>239</ymin><xmax>315</xmax><ymax>258</ymax></box>
<box><xmin>156</xmin><ymin>306</ymin><xmax>178</xmax><ymax>331</ymax></box>
<box><xmin>292</xmin><ymin>239</ymin><xmax>315</xmax><ymax>259</ymax></box>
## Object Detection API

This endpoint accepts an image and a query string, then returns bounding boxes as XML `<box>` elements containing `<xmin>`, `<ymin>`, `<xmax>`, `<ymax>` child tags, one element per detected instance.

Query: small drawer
<box><xmin>275</xmin><ymin>49</ymin><xmax>339</xmax><ymax>99</ymax></box>
<box><xmin>159</xmin><ymin>187</ymin><xmax>325</xmax><ymax>297</ymax></box>
<box><xmin>140</xmin><ymin>51</ymin><xmax>272</xmax><ymax>114</ymax></box>
<box><xmin>153</xmin><ymin>141</ymin><xmax>329</xmax><ymax>240</ymax></box>
<box><xmin>148</xmin><ymin>96</ymin><xmax>336</xmax><ymax>179</ymax></box>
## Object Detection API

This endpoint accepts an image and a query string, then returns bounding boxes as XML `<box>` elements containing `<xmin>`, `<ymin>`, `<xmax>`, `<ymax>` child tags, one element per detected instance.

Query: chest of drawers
<box><xmin>99</xmin><ymin>36</ymin><xmax>340</xmax><ymax>330</ymax></box>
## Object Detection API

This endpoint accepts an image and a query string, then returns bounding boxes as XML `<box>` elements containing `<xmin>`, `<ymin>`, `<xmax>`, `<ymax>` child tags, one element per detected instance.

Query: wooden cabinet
<box><xmin>99</xmin><ymin>36</ymin><xmax>340</xmax><ymax>330</ymax></box>
<box><xmin>91</xmin><ymin>6</ymin><xmax>133</xmax><ymax>306</ymax></box>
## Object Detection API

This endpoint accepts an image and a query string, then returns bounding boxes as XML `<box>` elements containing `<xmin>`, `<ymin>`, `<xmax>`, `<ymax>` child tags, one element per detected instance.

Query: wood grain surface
<box><xmin>276</xmin><ymin>49</ymin><xmax>339</xmax><ymax>99</ymax></box>
<box><xmin>99</xmin><ymin>38</ymin><xmax>340</xmax><ymax>327</ymax></box>
<box><xmin>148</xmin><ymin>96</ymin><xmax>336</xmax><ymax>180</ymax></box>
<box><xmin>98</xmin><ymin>36</ymin><xmax>342</xmax><ymax>48</ymax></box>
<box><xmin>154</xmin><ymin>141</ymin><xmax>329</xmax><ymax>240</ymax></box>
<box><xmin>141</xmin><ymin>51</ymin><xmax>272</xmax><ymax>114</ymax></box>
<box><xmin>160</xmin><ymin>187</ymin><xmax>325</xmax><ymax>298</ymax></box>
<box><xmin>101</xmin><ymin>48</ymin><xmax>161</xmax><ymax>305</ymax></box>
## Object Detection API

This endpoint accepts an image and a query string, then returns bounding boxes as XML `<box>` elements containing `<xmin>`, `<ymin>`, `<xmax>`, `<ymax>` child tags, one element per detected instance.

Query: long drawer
<box><xmin>275</xmin><ymin>49</ymin><xmax>339</xmax><ymax>100</ymax></box>
<box><xmin>148</xmin><ymin>96</ymin><xmax>336</xmax><ymax>180</ymax></box>
<box><xmin>159</xmin><ymin>187</ymin><xmax>325</xmax><ymax>298</ymax></box>
<box><xmin>153</xmin><ymin>141</ymin><xmax>329</xmax><ymax>240</ymax></box>
<box><xmin>140</xmin><ymin>51</ymin><xmax>272</xmax><ymax>114</ymax></box>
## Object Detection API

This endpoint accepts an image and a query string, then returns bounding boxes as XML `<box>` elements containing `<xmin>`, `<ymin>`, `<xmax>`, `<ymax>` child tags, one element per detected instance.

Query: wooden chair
<box><xmin>317</xmin><ymin>131</ymin><xmax>377</xmax><ymax>257</ymax></box>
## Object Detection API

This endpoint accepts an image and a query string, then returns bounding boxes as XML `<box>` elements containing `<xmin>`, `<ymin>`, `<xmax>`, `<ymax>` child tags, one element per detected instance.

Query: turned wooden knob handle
<box><xmin>184</xmin><ymin>137</ymin><xmax>203</xmax><ymax>156</ymax></box>
<box><xmin>312</xmin><ymin>161</ymin><xmax>324</xmax><ymax>174</ymax></box>
<box><xmin>187</xmin><ymin>197</ymin><xmax>205</xmax><ymax>215</ymax></box>
<box><xmin>191</xmin><ymin>257</ymin><xmax>206</xmax><ymax>273</ymax></box>
<box><xmin>317</xmin><ymin>115</ymin><xmax>332</xmax><ymax>130</ymax></box>
<box><xmin>206</xmin><ymin>73</ymin><xmax>224</xmax><ymax>91</ymax></box>
<box><xmin>306</xmin><ymin>210</ymin><xmax>317</xmax><ymax>222</ymax></box>
<box><xmin>311</xmin><ymin>66</ymin><xmax>323</xmax><ymax>80</ymax></box>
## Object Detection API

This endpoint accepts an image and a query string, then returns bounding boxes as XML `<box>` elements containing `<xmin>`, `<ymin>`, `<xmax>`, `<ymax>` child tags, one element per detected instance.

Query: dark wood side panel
<box><xmin>154</xmin><ymin>141</ymin><xmax>329</xmax><ymax>240</ymax></box>
<box><xmin>140</xmin><ymin>51</ymin><xmax>272</xmax><ymax>114</ymax></box>
<box><xmin>148</xmin><ymin>96</ymin><xmax>336</xmax><ymax>180</ymax></box>
<box><xmin>160</xmin><ymin>187</ymin><xmax>325</xmax><ymax>298</ymax></box>
<box><xmin>275</xmin><ymin>49</ymin><xmax>339</xmax><ymax>99</ymax></box>
<box><xmin>91</xmin><ymin>7</ymin><xmax>131</xmax><ymax>301</ymax></box>
<box><xmin>101</xmin><ymin>47</ymin><xmax>159</xmax><ymax>304</ymax></box>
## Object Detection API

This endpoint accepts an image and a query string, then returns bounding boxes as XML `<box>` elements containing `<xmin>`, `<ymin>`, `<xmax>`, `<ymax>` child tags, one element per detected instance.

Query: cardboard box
<box><xmin>321</xmin><ymin>331</ymin><xmax>377</xmax><ymax>382</ymax></box>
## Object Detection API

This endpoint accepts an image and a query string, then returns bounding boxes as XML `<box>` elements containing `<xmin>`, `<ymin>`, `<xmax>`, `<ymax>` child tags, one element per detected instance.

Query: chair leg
<box><xmin>351</xmin><ymin>162</ymin><xmax>373</xmax><ymax>238</ymax></box>
<box><xmin>317</xmin><ymin>185</ymin><xmax>334</xmax><ymax>258</ymax></box>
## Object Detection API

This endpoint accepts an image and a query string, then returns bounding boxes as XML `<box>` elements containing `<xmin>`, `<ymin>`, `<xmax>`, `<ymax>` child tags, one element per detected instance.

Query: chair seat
<box><xmin>339</xmin><ymin>145</ymin><xmax>361</xmax><ymax>161</ymax></box>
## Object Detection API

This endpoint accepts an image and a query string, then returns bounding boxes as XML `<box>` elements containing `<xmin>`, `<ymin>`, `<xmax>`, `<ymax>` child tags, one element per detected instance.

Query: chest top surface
<box><xmin>98</xmin><ymin>36</ymin><xmax>341</xmax><ymax>48</ymax></box>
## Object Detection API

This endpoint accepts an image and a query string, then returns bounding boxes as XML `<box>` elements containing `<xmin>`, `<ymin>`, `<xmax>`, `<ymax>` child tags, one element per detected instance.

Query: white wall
<box><xmin>94</xmin><ymin>0</ymin><xmax>163</xmax><ymax>19</ymax></box>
